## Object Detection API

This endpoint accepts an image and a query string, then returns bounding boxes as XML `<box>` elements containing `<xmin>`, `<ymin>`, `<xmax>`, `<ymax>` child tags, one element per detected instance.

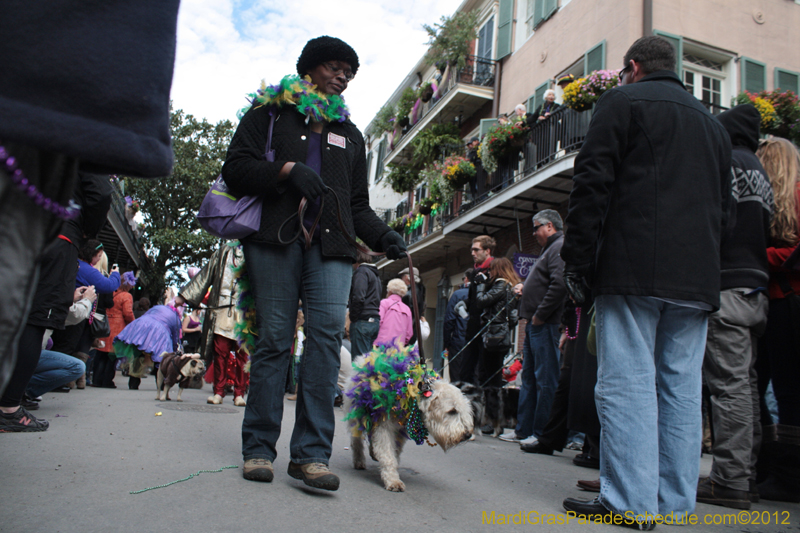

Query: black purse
<box><xmin>89</xmin><ymin>312</ymin><xmax>110</xmax><ymax>338</ymax></box>
<box><xmin>482</xmin><ymin>284</ymin><xmax>513</xmax><ymax>350</ymax></box>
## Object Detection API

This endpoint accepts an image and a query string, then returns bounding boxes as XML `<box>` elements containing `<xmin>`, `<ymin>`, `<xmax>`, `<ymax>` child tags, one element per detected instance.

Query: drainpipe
<box><xmin>643</xmin><ymin>0</ymin><xmax>653</xmax><ymax>37</ymax></box>
<box><xmin>492</xmin><ymin>58</ymin><xmax>501</xmax><ymax>118</ymax></box>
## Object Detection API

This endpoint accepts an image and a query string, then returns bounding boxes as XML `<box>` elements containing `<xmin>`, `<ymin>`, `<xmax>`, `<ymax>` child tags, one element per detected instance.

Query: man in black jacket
<box><xmin>349</xmin><ymin>250</ymin><xmax>382</xmax><ymax>358</ymax></box>
<box><xmin>461</xmin><ymin>236</ymin><xmax>495</xmax><ymax>391</ymax></box>
<box><xmin>697</xmin><ymin>105</ymin><xmax>773</xmax><ymax>510</ymax></box>
<box><xmin>561</xmin><ymin>36</ymin><xmax>732</xmax><ymax>527</ymax></box>
<box><xmin>502</xmin><ymin>210</ymin><xmax>566</xmax><ymax>444</ymax></box>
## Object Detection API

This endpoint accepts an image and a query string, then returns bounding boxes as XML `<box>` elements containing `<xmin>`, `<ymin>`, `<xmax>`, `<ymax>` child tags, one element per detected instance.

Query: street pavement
<box><xmin>1</xmin><ymin>377</ymin><xmax>796</xmax><ymax>533</ymax></box>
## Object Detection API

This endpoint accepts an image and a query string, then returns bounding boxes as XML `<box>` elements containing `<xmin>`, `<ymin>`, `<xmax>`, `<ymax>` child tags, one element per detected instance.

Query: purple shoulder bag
<box><xmin>196</xmin><ymin>107</ymin><xmax>276</xmax><ymax>239</ymax></box>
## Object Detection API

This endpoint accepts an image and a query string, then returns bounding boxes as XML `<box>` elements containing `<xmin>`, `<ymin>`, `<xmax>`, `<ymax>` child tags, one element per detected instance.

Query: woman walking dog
<box><xmin>220</xmin><ymin>36</ymin><xmax>406</xmax><ymax>490</ymax></box>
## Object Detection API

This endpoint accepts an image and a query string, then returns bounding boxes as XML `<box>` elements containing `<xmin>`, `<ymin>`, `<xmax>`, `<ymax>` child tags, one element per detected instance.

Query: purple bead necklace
<box><xmin>0</xmin><ymin>144</ymin><xmax>80</xmax><ymax>220</ymax></box>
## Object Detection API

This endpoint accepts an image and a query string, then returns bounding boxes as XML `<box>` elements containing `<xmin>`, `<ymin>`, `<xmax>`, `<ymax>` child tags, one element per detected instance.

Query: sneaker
<box><xmin>565</xmin><ymin>440</ymin><xmax>584</xmax><ymax>451</ymax></box>
<box><xmin>519</xmin><ymin>435</ymin><xmax>539</xmax><ymax>446</ymax></box>
<box><xmin>21</xmin><ymin>395</ymin><xmax>39</xmax><ymax>411</ymax></box>
<box><xmin>242</xmin><ymin>458</ymin><xmax>274</xmax><ymax>482</ymax></box>
<box><xmin>480</xmin><ymin>424</ymin><xmax>494</xmax><ymax>435</ymax></box>
<box><xmin>0</xmin><ymin>406</ymin><xmax>49</xmax><ymax>432</ymax></box>
<box><xmin>287</xmin><ymin>461</ymin><xmax>340</xmax><ymax>491</ymax></box>
<box><xmin>499</xmin><ymin>431</ymin><xmax>521</xmax><ymax>443</ymax></box>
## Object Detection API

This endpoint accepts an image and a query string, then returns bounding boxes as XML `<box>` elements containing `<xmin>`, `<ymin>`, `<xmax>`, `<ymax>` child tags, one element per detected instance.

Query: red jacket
<box><xmin>767</xmin><ymin>186</ymin><xmax>800</xmax><ymax>300</ymax></box>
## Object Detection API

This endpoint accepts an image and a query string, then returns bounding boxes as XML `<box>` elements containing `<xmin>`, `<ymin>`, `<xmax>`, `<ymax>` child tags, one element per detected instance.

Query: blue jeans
<box><xmin>516</xmin><ymin>321</ymin><xmax>561</xmax><ymax>439</ymax></box>
<box><xmin>26</xmin><ymin>350</ymin><xmax>85</xmax><ymax>398</ymax></box>
<box><xmin>350</xmin><ymin>319</ymin><xmax>379</xmax><ymax>359</ymax></box>
<box><xmin>515</xmin><ymin>321</ymin><xmax>537</xmax><ymax>438</ymax></box>
<box><xmin>241</xmin><ymin>240</ymin><xmax>351</xmax><ymax>465</ymax></box>
<box><xmin>595</xmin><ymin>295</ymin><xmax>707</xmax><ymax>518</ymax></box>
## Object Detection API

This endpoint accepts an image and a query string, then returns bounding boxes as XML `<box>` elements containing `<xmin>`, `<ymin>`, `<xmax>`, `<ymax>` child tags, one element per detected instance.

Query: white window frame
<box><xmin>682</xmin><ymin>41</ymin><xmax>736</xmax><ymax>113</ymax></box>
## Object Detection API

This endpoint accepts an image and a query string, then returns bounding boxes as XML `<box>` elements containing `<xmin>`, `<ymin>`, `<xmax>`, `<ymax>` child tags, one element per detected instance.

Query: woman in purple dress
<box><xmin>113</xmin><ymin>305</ymin><xmax>181</xmax><ymax>390</ymax></box>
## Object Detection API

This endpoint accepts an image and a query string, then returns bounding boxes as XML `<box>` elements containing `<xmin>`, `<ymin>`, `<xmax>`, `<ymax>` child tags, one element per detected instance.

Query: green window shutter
<box><xmin>741</xmin><ymin>57</ymin><xmax>766</xmax><ymax>93</ymax></box>
<box><xmin>527</xmin><ymin>95</ymin><xmax>536</xmax><ymax>113</ymax></box>
<box><xmin>544</xmin><ymin>0</ymin><xmax>558</xmax><ymax>20</ymax></box>
<box><xmin>534</xmin><ymin>0</ymin><xmax>544</xmax><ymax>28</ymax></box>
<box><xmin>480</xmin><ymin>118</ymin><xmax>499</xmax><ymax>138</ymax></box>
<box><xmin>775</xmin><ymin>68</ymin><xmax>800</xmax><ymax>94</ymax></box>
<box><xmin>365</xmin><ymin>151</ymin><xmax>373</xmax><ymax>185</ymax></box>
<box><xmin>533</xmin><ymin>81</ymin><xmax>548</xmax><ymax>112</ymax></box>
<box><xmin>496</xmin><ymin>0</ymin><xmax>514</xmax><ymax>59</ymax></box>
<box><xmin>652</xmin><ymin>30</ymin><xmax>683</xmax><ymax>75</ymax></box>
<box><xmin>376</xmin><ymin>139</ymin><xmax>386</xmax><ymax>182</ymax></box>
<box><xmin>584</xmin><ymin>40</ymin><xmax>606</xmax><ymax>75</ymax></box>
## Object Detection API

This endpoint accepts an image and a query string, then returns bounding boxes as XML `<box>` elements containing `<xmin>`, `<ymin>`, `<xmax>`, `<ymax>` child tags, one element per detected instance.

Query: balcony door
<box><xmin>683</xmin><ymin>53</ymin><xmax>728</xmax><ymax>116</ymax></box>
<box><xmin>475</xmin><ymin>16</ymin><xmax>494</xmax><ymax>85</ymax></box>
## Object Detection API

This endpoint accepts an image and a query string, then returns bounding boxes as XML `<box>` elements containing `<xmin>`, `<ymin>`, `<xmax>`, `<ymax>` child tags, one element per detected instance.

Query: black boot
<box><xmin>757</xmin><ymin>426</ymin><xmax>800</xmax><ymax>503</ymax></box>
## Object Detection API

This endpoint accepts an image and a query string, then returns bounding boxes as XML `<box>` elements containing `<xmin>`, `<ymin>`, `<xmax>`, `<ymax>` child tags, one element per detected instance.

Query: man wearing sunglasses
<box><xmin>560</xmin><ymin>36</ymin><xmax>732</xmax><ymax>529</ymax></box>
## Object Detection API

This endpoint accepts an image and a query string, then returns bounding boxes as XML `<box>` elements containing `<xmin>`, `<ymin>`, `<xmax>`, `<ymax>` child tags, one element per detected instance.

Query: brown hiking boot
<box><xmin>696</xmin><ymin>477</ymin><xmax>750</xmax><ymax>509</ymax></box>
<box><xmin>242</xmin><ymin>458</ymin><xmax>274</xmax><ymax>482</ymax></box>
<box><xmin>287</xmin><ymin>461</ymin><xmax>339</xmax><ymax>491</ymax></box>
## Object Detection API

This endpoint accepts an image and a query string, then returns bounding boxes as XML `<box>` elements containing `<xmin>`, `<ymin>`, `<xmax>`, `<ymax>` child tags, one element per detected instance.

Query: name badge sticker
<box><xmin>327</xmin><ymin>132</ymin><xmax>346</xmax><ymax>149</ymax></box>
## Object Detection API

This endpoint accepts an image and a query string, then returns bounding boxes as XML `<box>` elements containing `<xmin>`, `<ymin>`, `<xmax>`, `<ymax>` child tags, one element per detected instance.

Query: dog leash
<box><xmin>441</xmin><ymin>293</ymin><xmax>520</xmax><ymax>374</ymax></box>
<box><xmin>281</xmin><ymin>187</ymin><xmax>435</xmax><ymax>396</ymax></box>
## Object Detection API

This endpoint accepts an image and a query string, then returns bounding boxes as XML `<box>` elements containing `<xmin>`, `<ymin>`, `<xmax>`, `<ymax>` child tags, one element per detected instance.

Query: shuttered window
<box><xmin>653</xmin><ymin>31</ymin><xmax>683</xmax><ymax>75</ymax></box>
<box><xmin>376</xmin><ymin>139</ymin><xmax>386</xmax><ymax>182</ymax></box>
<box><xmin>480</xmin><ymin>118</ymin><xmax>499</xmax><ymax>138</ymax></box>
<box><xmin>775</xmin><ymin>68</ymin><xmax>800</xmax><ymax>94</ymax></box>
<box><xmin>584</xmin><ymin>41</ymin><xmax>605</xmax><ymax>75</ymax></box>
<box><xmin>741</xmin><ymin>57</ymin><xmax>766</xmax><ymax>93</ymax></box>
<box><xmin>496</xmin><ymin>0</ymin><xmax>514</xmax><ymax>59</ymax></box>
<box><xmin>526</xmin><ymin>94</ymin><xmax>536</xmax><ymax>114</ymax></box>
<box><xmin>533</xmin><ymin>82</ymin><xmax>549</xmax><ymax>112</ymax></box>
<box><xmin>533</xmin><ymin>0</ymin><xmax>558</xmax><ymax>30</ymax></box>
<box><xmin>366</xmin><ymin>150</ymin><xmax>373</xmax><ymax>185</ymax></box>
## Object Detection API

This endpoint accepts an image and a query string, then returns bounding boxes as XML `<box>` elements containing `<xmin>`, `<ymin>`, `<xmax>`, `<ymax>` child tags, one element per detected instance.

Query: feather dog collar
<box><xmin>344</xmin><ymin>343</ymin><xmax>440</xmax><ymax>445</ymax></box>
<box><xmin>238</xmin><ymin>74</ymin><xmax>350</xmax><ymax>123</ymax></box>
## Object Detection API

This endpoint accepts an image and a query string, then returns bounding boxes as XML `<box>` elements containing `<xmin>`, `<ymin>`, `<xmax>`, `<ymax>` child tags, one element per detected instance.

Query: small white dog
<box><xmin>155</xmin><ymin>353</ymin><xmax>205</xmax><ymax>402</ymax></box>
<box><xmin>346</xmin><ymin>347</ymin><xmax>474</xmax><ymax>492</ymax></box>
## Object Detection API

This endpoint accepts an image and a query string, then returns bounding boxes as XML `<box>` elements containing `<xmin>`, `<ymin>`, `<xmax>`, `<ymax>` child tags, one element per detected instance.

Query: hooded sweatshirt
<box><xmin>715</xmin><ymin>104</ymin><xmax>774</xmax><ymax>290</ymax></box>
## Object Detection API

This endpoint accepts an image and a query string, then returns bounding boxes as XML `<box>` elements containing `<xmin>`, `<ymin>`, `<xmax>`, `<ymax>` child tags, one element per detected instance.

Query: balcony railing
<box><xmin>385</xmin><ymin>55</ymin><xmax>496</xmax><ymax>158</ymax></box>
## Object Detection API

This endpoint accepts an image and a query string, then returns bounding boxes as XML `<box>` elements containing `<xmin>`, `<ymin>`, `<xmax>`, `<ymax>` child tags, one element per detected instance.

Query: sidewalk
<box><xmin>1</xmin><ymin>377</ymin><xmax>795</xmax><ymax>533</ymax></box>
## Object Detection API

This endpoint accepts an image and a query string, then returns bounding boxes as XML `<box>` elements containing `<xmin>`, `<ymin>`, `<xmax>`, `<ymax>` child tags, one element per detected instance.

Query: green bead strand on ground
<box><xmin>130</xmin><ymin>465</ymin><xmax>239</xmax><ymax>494</ymax></box>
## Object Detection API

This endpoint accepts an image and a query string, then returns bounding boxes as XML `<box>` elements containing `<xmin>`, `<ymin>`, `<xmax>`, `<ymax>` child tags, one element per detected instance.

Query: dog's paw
<box><xmin>353</xmin><ymin>460</ymin><xmax>366</xmax><ymax>470</ymax></box>
<box><xmin>176</xmin><ymin>398</ymin><xmax>183</xmax><ymax>402</ymax></box>
<box><xmin>384</xmin><ymin>480</ymin><xmax>405</xmax><ymax>492</ymax></box>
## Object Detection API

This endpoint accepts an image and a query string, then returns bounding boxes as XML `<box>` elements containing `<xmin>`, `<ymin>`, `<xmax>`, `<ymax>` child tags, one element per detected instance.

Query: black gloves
<box><xmin>288</xmin><ymin>162</ymin><xmax>326</xmax><ymax>200</ymax></box>
<box><xmin>474</xmin><ymin>271</ymin><xmax>489</xmax><ymax>285</ymax></box>
<box><xmin>563</xmin><ymin>264</ymin><xmax>591</xmax><ymax>305</ymax></box>
<box><xmin>380</xmin><ymin>231</ymin><xmax>407</xmax><ymax>260</ymax></box>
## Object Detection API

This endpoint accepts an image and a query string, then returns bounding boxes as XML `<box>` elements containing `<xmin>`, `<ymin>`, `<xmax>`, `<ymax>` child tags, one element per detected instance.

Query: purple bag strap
<box><xmin>265</xmin><ymin>106</ymin><xmax>276</xmax><ymax>162</ymax></box>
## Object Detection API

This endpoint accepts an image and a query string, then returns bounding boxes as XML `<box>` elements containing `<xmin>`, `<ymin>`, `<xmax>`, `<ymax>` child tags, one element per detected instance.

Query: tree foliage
<box><xmin>123</xmin><ymin>107</ymin><xmax>234</xmax><ymax>299</ymax></box>
<box><xmin>423</xmin><ymin>11</ymin><xmax>479</xmax><ymax>71</ymax></box>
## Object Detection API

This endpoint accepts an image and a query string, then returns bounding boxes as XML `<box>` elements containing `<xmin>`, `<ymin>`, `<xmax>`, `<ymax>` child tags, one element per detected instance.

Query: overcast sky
<box><xmin>169</xmin><ymin>0</ymin><xmax>465</xmax><ymax>129</ymax></box>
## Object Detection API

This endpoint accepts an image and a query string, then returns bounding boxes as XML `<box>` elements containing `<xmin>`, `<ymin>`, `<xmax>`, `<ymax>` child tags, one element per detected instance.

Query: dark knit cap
<box><xmin>296</xmin><ymin>36</ymin><xmax>360</xmax><ymax>77</ymax></box>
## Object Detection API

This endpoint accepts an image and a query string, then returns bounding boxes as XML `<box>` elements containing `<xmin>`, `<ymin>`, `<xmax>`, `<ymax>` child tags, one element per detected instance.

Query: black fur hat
<box><xmin>296</xmin><ymin>36</ymin><xmax>360</xmax><ymax>77</ymax></box>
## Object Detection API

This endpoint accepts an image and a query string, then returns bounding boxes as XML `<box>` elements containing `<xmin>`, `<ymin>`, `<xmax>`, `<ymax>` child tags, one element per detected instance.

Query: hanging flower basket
<box><xmin>563</xmin><ymin>70</ymin><xmax>621</xmax><ymax>112</ymax></box>
<box><xmin>441</xmin><ymin>155</ymin><xmax>475</xmax><ymax>188</ymax></box>
<box><xmin>478</xmin><ymin>121</ymin><xmax>529</xmax><ymax>173</ymax></box>
<box><xmin>734</xmin><ymin>90</ymin><xmax>800</xmax><ymax>143</ymax></box>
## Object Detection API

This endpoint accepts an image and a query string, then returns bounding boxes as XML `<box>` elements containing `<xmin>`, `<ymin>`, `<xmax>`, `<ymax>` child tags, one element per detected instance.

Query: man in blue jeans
<box><xmin>502</xmin><ymin>209</ymin><xmax>566</xmax><ymax>444</ymax></box>
<box><xmin>560</xmin><ymin>36</ymin><xmax>731</xmax><ymax>529</ymax></box>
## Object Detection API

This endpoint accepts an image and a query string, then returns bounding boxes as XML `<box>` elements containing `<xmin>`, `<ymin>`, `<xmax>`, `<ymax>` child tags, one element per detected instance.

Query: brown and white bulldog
<box><xmin>156</xmin><ymin>353</ymin><xmax>206</xmax><ymax>402</ymax></box>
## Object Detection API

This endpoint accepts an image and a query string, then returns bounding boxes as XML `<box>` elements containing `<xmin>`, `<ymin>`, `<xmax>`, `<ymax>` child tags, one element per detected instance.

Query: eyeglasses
<box><xmin>470</xmin><ymin>247</ymin><xmax>483</xmax><ymax>252</ymax></box>
<box><xmin>619</xmin><ymin>62</ymin><xmax>631</xmax><ymax>82</ymax></box>
<box><xmin>323</xmin><ymin>62</ymin><xmax>354</xmax><ymax>82</ymax></box>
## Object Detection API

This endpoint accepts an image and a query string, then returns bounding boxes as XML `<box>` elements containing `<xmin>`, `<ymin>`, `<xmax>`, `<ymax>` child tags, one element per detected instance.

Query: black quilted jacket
<box><xmin>221</xmin><ymin>104</ymin><xmax>391</xmax><ymax>260</ymax></box>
